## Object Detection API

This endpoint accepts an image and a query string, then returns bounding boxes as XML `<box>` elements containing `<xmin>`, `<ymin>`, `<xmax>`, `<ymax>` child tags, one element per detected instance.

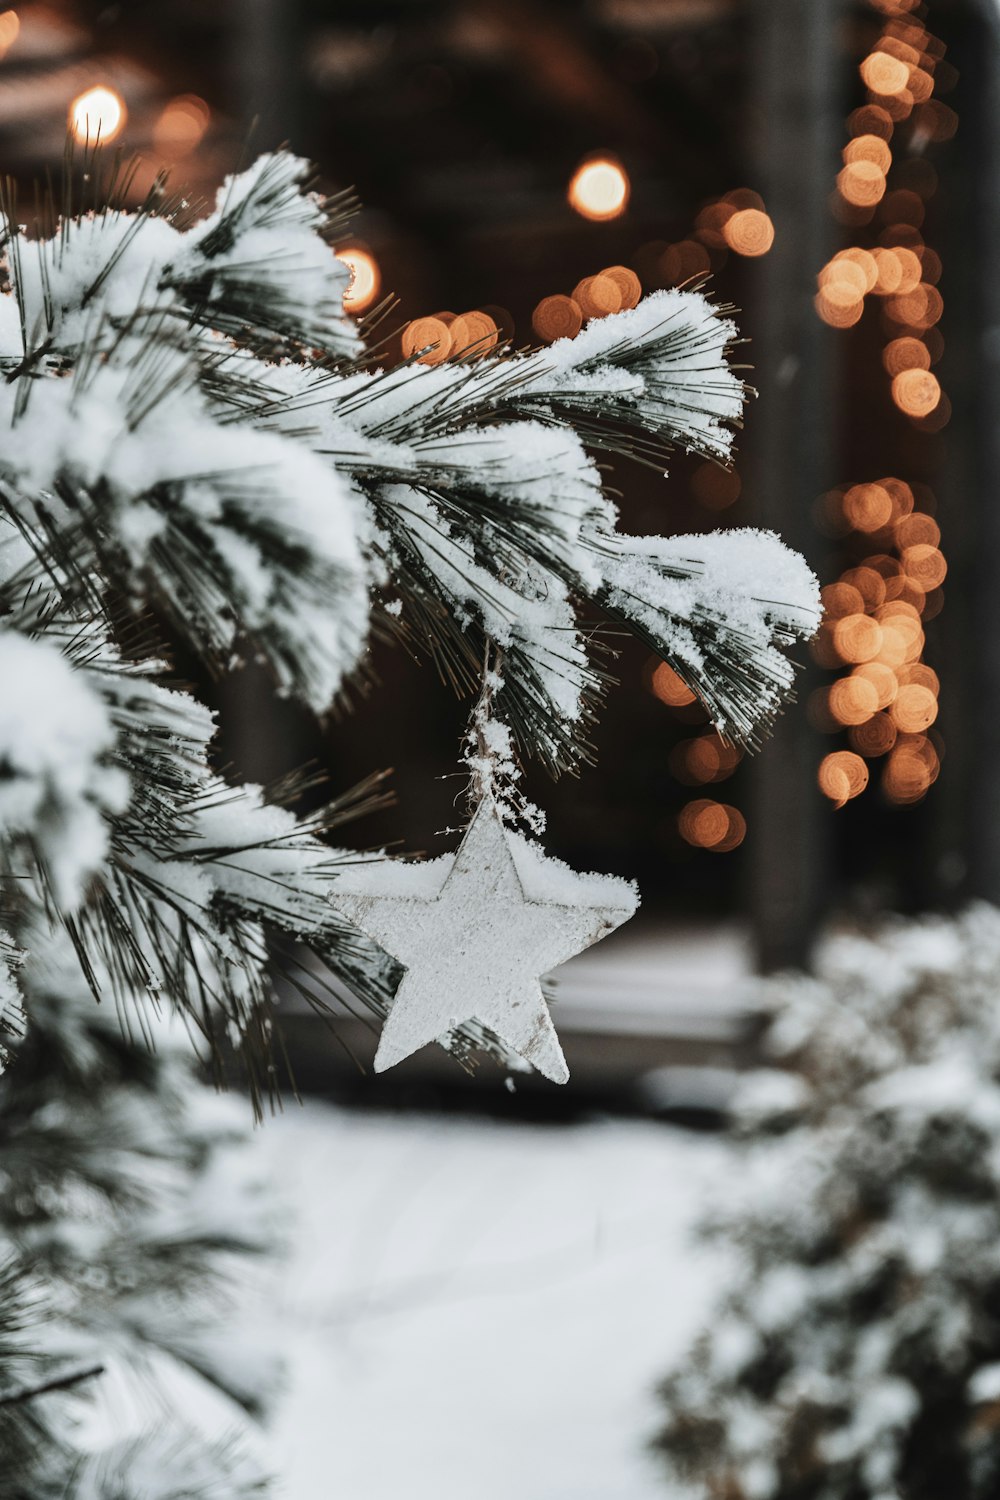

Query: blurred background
<box><xmin>0</xmin><ymin>2</ymin><xmax>990</xmax><ymax>1494</ymax></box>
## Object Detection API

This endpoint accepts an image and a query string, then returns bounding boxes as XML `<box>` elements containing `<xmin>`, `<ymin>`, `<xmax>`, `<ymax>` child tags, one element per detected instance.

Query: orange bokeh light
<box><xmin>818</xmin><ymin>750</ymin><xmax>869</xmax><ymax>807</ymax></box>
<box><xmin>821</xmin><ymin>581</ymin><xmax>865</xmax><ymax>618</ymax></box>
<box><xmin>849</xmin><ymin>104</ymin><xmax>894</xmax><ymax>139</ymax></box>
<box><xmin>450</xmin><ymin>309</ymin><xmax>500</xmax><ymax>356</ymax></box>
<box><xmin>890</xmin><ymin>684</ymin><xmax>938</xmax><ymax>733</ymax></box>
<box><xmin>861</xmin><ymin>51</ymin><xmax>912</xmax><ymax>95</ymax></box>
<box><xmin>843</xmin><ymin>482</ymin><xmax>894</xmax><ymax>532</ymax></box>
<box><xmin>671</xmin><ymin>733</ymin><xmax>742</xmax><ymax>786</ymax></box>
<box><xmin>852</xmin><ymin>661</ymin><xmax>898</xmax><ymax>709</ymax></box>
<box><xmin>829</xmin><ymin>675</ymin><xmax>880</xmax><ymax>725</ymax></box>
<box><xmin>402</xmin><ymin>316</ymin><xmax>453</xmax><ymax>365</ymax></box>
<box><xmin>837</xmin><ymin>160</ymin><xmax>887</xmax><ymax>207</ymax></box>
<box><xmin>883</xmin><ymin>336</ymin><xmax>930</xmax><ymax>377</ymax></box>
<box><xmin>337</xmin><ymin>248</ymin><xmax>381</xmax><ymax>313</ymax></box>
<box><xmin>568</xmin><ymin>157</ymin><xmax>630</xmax><ymax>221</ymax></box>
<box><xmin>815</xmin><ymin>283</ymin><xmax>864</xmax><ymax>328</ymax></box>
<box><xmin>871</xmin><ymin>247</ymin><xmax>904</xmax><ymax>295</ymax></box>
<box><xmin>69</xmin><ymin>84</ymin><xmax>127</xmax><ymax>144</ymax></box>
<box><xmin>723</xmin><ymin>208</ymin><xmax>775</xmax><ymax>257</ymax></box>
<box><xmin>573</xmin><ymin>273</ymin><xmax>623</xmax><ymax>319</ymax></box>
<box><xmin>153</xmin><ymin>94</ymin><xmax>210</xmax><ymax>157</ymax></box>
<box><xmin>901</xmin><ymin>543</ymin><xmax>947</xmax><ymax>589</ymax></box>
<box><xmin>532</xmin><ymin>295</ymin><xmax>583</xmax><ymax>343</ymax></box>
<box><xmin>850</xmin><ymin>713</ymin><xmax>896</xmax><ymax>759</ymax></box>
<box><xmin>679</xmin><ymin>799</ymin><xmax>746</xmax><ymax>852</ymax></box>
<box><xmin>599</xmin><ymin>264</ymin><xmax>642</xmax><ymax>310</ymax></box>
<box><xmin>883</xmin><ymin>741</ymin><xmax>936</xmax><ymax>804</ymax></box>
<box><xmin>0</xmin><ymin>9</ymin><xmax>19</xmax><ymax>55</ymax></box>
<box><xmin>892</xmin><ymin>368</ymin><xmax>941</xmax><ymax>417</ymax></box>
<box><xmin>841</xmin><ymin>565</ymin><xmax>887</xmax><ymax>610</ymax></box>
<box><xmin>652</xmin><ymin>662</ymin><xmax>696</xmax><ymax>707</ymax></box>
<box><xmin>832</xmin><ymin>614</ymin><xmax>883</xmax><ymax>664</ymax></box>
<box><xmin>844</xmin><ymin>135</ymin><xmax>893</xmax><ymax>172</ymax></box>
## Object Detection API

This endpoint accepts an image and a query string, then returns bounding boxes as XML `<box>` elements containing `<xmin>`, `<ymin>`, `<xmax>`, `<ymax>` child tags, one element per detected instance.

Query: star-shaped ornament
<box><xmin>333</xmin><ymin>796</ymin><xmax>638</xmax><ymax>1083</ymax></box>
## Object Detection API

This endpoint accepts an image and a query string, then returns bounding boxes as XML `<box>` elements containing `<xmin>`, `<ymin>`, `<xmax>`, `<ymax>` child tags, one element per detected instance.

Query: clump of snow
<box><xmin>0</xmin><ymin>631</ymin><xmax>127</xmax><ymax>907</ymax></box>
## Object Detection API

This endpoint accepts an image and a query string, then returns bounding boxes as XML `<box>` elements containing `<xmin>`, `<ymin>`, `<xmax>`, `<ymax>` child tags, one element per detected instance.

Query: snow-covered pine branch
<box><xmin>0</xmin><ymin>142</ymin><xmax>820</xmax><ymax>1494</ymax></box>
<box><xmin>0</xmin><ymin>141</ymin><xmax>821</xmax><ymax>1089</ymax></box>
<box><xmin>1</xmin><ymin>150</ymin><xmax>818</xmax><ymax>777</ymax></box>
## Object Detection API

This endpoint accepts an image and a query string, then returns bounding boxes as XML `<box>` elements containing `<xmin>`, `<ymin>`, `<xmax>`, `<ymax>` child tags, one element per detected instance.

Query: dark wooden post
<box><xmin>745</xmin><ymin>0</ymin><xmax>842</xmax><ymax>969</ymax></box>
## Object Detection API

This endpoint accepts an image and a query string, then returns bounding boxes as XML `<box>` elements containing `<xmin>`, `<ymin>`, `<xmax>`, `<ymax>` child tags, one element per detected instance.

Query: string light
<box><xmin>812</xmin><ymin>1</ymin><xmax>953</xmax><ymax>808</ymax></box>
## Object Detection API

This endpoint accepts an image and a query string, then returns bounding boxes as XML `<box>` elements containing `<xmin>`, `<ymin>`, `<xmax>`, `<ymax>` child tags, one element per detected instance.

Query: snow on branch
<box><xmin>0</xmin><ymin>146</ymin><xmax>818</xmax><ymax>1090</ymax></box>
<box><xmin>0</xmin><ymin>630</ymin><xmax>127</xmax><ymax>907</ymax></box>
<box><xmin>162</xmin><ymin>152</ymin><xmax>360</xmax><ymax>358</ymax></box>
<box><xmin>599</xmin><ymin>529</ymin><xmax>821</xmax><ymax>746</ymax></box>
<box><xmin>0</xmin><ymin>327</ymin><xmax>370</xmax><ymax>711</ymax></box>
<box><xmin>508</xmin><ymin>288</ymin><xmax>747</xmax><ymax>465</ymax></box>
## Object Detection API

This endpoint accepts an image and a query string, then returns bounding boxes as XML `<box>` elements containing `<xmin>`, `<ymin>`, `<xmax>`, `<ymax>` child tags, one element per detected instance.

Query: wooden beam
<box><xmin>745</xmin><ymin>0</ymin><xmax>842</xmax><ymax>969</ymax></box>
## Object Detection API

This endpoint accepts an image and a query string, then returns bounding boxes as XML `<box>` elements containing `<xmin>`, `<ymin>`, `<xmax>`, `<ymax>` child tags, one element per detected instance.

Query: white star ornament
<box><xmin>332</xmin><ymin>797</ymin><xmax>638</xmax><ymax>1084</ymax></box>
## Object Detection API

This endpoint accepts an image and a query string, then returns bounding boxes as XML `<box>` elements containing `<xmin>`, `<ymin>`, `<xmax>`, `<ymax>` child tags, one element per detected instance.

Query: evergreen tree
<box><xmin>654</xmin><ymin>905</ymin><xmax>1000</xmax><ymax>1500</ymax></box>
<box><xmin>0</xmin><ymin>147</ymin><xmax>817</xmax><ymax>1488</ymax></box>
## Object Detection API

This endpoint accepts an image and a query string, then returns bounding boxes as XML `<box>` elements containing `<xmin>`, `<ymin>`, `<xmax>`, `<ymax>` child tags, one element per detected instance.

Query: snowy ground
<box><xmin>260</xmin><ymin>1103</ymin><xmax>731</xmax><ymax>1500</ymax></box>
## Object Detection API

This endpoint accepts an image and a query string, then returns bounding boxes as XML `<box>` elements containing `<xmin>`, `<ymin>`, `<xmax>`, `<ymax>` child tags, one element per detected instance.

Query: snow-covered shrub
<box><xmin>654</xmin><ymin>905</ymin><xmax>1000</xmax><ymax>1500</ymax></box>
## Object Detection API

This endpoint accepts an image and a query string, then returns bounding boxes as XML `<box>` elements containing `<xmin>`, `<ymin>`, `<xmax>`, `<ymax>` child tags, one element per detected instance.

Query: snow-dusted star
<box><xmin>333</xmin><ymin>796</ymin><xmax>637</xmax><ymax>1083</ymax></box>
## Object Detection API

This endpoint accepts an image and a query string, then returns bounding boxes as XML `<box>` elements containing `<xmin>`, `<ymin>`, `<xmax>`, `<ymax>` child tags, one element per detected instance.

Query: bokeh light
<box><xmin>818</xmin><ymin>751</ymin><xmax>870</xmax><ymax>807</ymax></box>
<box><xmin>532</xmin><ymin>295</ymin><xmax>583</xmax><ymax>343</ymax></box>
<box><xmin>0</xmin><ymin>9</ymin><xmax>19</xmax><ymax>57</ymax></box>
<box><xmin>450</xmin><ymin>309</ymin><xmax>499</xmax><ymax>356</ymax></box>
<box><xmin>599</xmin><ymin>265</ymin><xmax>641</xmax><ymax>310</ymax></box>
<box><xmin>651</xmin><ymin>662</ymin><xmax>696</xmax><ymax>708</ymax></box>
<box><xmin>722</xmin><ymin>208</ymin><xmax>775</xmax><ymax>257</ymax></box>
<box><xmin>153</xmin><ymin>94</ymin><xmax>210</xmax><ymax>157</ymax></box>
<box><xmin>69</xmin><ymin>85</ymin><xmax>127</xmax><ymax>145</ymax></box>
<box><xmin>837</xmin><ymin>160</ymin><xmax>887</xmax><ymax>207</ymax></box>
<box><xmin>883</xmin><ymin>336</ymin><xmax>929</xmax><ymax>376</ymax></box>
<box><xmin>567</xmin><ymin>157</ymin><xmax>630</xmax><ymax>221</ymax></box>
<box><xmin>402</xmin><ymin>316</ymin><xmax>452</xmax><ymax>364</ymax></box>
<box><xmin>891</xmin><ymin>368</ymin><xmax>941</xmax><ymax>417</ymax></box>
<box><xmin>844</xmin><ymin>134</ymin><xmax>892</xmax><ymax>172</ymax></box>
<box><xmin>679</xmin><ymin>799</ymin><xmax>746</xmax><ymax>852</ymax></box>
<box><xmin>337</xmin><ymin>248</ymin><xmax>381</xmax><ymax>313</ymax></box>
<box><xmin>573</xmin><ymin>273</ymin><xmax>623</xmax><ymax>319</ymax></box>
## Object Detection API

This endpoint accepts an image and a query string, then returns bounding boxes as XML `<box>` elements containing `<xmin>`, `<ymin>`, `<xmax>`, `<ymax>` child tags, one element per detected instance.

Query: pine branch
<box><xmin>0</xmin><ymin>1363</ymin><xmax>105</xmax><ymax>1408</ymax></box>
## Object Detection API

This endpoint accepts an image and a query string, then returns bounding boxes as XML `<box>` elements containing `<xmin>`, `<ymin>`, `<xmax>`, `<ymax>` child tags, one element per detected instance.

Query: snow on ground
<box><xmin>260</xmin><ymin>1102</ymin><xmax>731</xmax><ymax>1500</ymax></box>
